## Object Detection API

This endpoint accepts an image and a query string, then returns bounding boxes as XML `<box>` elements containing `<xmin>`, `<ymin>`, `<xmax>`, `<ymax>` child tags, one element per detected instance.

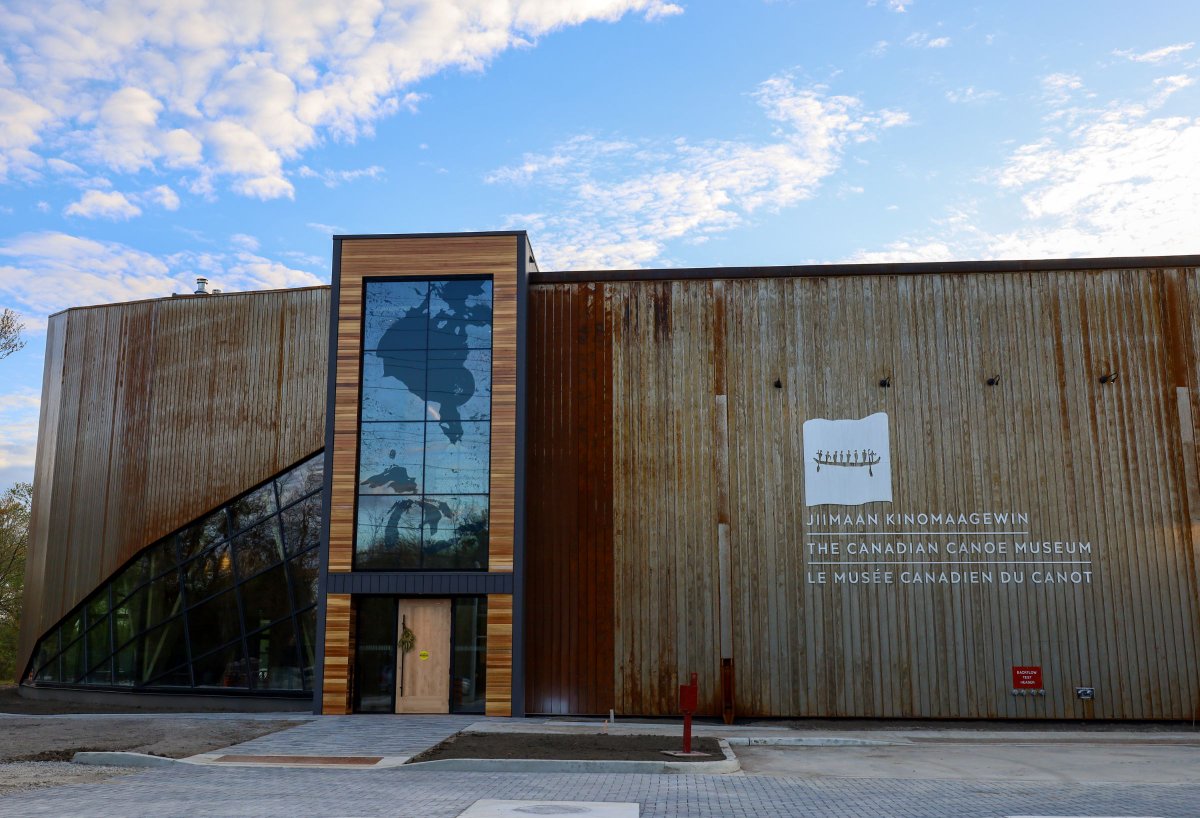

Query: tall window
<box><xmin>355</xmin><ymin>277</ymin><xmax>492</xmax><ymax>570</ymax></box>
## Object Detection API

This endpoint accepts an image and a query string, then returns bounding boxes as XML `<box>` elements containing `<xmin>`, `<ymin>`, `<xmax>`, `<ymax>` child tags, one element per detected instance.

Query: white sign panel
<box><xmin>803</xmin><ymin>412</ymin><xmax>892</xmax><ymax>507</ymax></box>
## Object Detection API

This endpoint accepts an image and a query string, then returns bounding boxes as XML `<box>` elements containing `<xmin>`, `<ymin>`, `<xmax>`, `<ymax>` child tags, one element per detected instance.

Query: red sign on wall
<box><xmin>1012</xmin><ymin>666</ymin><xmax>1043</xmax><ymax>689</ymax></box>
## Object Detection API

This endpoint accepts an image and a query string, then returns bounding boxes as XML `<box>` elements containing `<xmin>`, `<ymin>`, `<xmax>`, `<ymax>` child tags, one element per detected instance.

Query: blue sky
<box><xmin>1</xmin><ymin>0</ymin><xmax>1198</xmax><ymax>485</ymax></box>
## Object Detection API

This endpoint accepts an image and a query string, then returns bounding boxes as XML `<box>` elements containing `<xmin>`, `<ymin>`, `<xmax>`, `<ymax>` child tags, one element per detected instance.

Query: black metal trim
<box><xmin>313</xmin><ymin>237</ymin><xmax>342</xmax><ymax>712</ymax></box>
<box><xmin>325</xmin><ymin>571</ymin><xmax>513</xmax><ymax>595</ymax></box>
<box><xmin>332</xmin><ymin>231</ymin><xmax>528</xmax><ymax>241</ymax></box>
<box><xmin>511</xmin><ymin>235</ymin><xmax>529</xmax><ymax>718</ymax></box>
<box><xmin>528</xmin><ymin>254</ymin><xmax>1200</xmax><ymax>285</ymax></box>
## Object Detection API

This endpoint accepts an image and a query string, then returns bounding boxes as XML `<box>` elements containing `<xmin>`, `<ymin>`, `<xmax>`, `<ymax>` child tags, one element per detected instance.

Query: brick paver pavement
<box><xmin>210</xmin><ymin>714</ymin><xmax>485</xmax><ymax>758</ymax></box>
<box><xmin>0</xmin><ymin>766</ymin><xmax>1195</xmax><ymax>817</ymax></box>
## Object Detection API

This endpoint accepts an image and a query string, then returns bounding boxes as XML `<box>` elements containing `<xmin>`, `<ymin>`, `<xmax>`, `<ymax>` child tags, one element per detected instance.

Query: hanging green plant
<box><xmin>399</xmin><ymin>625</ymin><xmax>416</xmax><ymax>654</ymax></box>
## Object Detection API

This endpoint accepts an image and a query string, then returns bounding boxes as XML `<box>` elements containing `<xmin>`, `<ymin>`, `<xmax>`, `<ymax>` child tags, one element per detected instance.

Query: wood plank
<box><xmin>485</xmin><ymin>593</ymin><xmax>513</xmax><ymax>716</ymax></box>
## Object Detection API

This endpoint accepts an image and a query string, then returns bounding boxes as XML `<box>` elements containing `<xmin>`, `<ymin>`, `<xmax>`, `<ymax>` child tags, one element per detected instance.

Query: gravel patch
<box><xmin>0</xmin><ymin>716</ymin><xmax>307</xmax><ymax>762</ymax></box>
<box><xmin>0</xmin><ymin>761</ymin><xmax>139</xmax><ymax>796</ymax></box>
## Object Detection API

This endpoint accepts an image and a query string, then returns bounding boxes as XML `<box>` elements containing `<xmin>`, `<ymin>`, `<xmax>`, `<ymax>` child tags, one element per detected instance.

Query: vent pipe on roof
<box><xmin>195</xmin><ymin>277</ymin><xmax>210</xmax><ymax>295</ymax></box>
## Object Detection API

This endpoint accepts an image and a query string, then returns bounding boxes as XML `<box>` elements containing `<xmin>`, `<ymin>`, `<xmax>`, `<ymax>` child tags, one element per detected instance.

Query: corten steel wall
<box><xmin>524</xmin><ymin>261</ymin><xmax>1200</xmax><ymax>720</ymax></box>
<box><xmin>18</xmin><ymin>287</ymin><xmax>329</xmax><ymax>678</ymax></box>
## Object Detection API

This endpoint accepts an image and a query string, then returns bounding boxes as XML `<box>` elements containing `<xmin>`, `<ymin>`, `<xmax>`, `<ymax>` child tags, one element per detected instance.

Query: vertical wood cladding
<box><xmin>485</xmin><ymin>593</ymin><xmax>514</xmax><ymax>716</ymax></box>
<box><xmin>525</xmin><ymin>266</ymin><xmax>1200</xmax><ymax>719</ymax></box>
<box><xmin>321</xmin><ymin>594</ymin><xmax>354</xmax><ymax>714</ymax></box>
<box><xmin>323</xmin><ymin>234</ymin><xmax>521</xmax><ymax>715</ymax></box>
<box><xmin>524</xmin><ymin>284</ymin><xmax>614</xmax><ymax>715</ymax></box>
<box><xmin>18</xmin><ymin>288</ymin><xmax>330</xmax><ymax>678</ymax></box>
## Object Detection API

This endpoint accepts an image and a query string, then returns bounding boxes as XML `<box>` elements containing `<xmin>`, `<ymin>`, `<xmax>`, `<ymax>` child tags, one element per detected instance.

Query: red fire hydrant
<box><xmin>679</xmin><ymin>671</ymin><xmax>698</xmax><ymax>754</ymax></box>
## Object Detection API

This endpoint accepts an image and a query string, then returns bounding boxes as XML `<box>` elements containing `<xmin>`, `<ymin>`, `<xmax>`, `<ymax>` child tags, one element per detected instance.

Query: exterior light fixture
<box><xmin>878</xmin><ymin>376</ymin><xmax>891</xmax><ymax>388</ymax></box>
<box><xmin>1099</xmin><ymin>372</ymin><xmax>1119</xmax><ymax>384</ymax></box>
<box><xmin>987</xmin><ymin>375</ymin><xmax>1001</xmax><ymax>386</ymax></box>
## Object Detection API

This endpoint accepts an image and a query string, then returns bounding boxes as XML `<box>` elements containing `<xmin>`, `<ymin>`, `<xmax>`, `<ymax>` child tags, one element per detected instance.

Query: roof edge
<box><xmin>530</xmin><ymin>253</ymin><xmax>1200</xmax><ymax>285</ymax></box>
<box><xmin>333</xmin><ymin>230</ymin><xmax>528</xmax><ymax>240</ymax></box>
<box><xmin>47</xmin><ymin>284</ymin><xmax>331</xmax><ymax>320</ymax></box>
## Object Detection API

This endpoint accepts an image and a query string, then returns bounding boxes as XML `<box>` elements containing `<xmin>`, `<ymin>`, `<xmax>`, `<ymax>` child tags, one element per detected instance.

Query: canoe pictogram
<box><xmin>814</xmin><ymin>449</ymin><xmax>881</xmax><ymax>477</ymax></box>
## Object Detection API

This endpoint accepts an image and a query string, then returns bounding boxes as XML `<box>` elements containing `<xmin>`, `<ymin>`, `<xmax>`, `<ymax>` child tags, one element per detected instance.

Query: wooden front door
<box><xmin>395</xmin><ymin>598</ymin><xmax>451</xmax><ymax>714</ymax></box>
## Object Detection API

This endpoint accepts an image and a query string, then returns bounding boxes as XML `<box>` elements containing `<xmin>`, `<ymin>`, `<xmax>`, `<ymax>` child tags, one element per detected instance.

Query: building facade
<box><xmin>18</xmin><ymin>232</ymin><xmax>1200</xmax><ymax>721</ymax></box>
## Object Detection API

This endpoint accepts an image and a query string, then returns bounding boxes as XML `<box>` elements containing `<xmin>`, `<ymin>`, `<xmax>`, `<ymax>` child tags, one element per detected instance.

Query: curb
<box><xmin>72</xmin><ymin>751</ymin><xmax>188</xmax><ymax>768</ymax></box>
<box><xmin>402</xmin><ymin>739</ymin><xmax>741</xmax><ymax>775</ymax></box>
<box><xmin>723</xmin><ymin>737</ymin><xmax>904</xmax><ymax>747</ymax></box>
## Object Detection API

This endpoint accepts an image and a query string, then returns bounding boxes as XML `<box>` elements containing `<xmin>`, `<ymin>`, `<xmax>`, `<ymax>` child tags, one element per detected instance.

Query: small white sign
<box><xmin>803</xmin><ymin>412</ymin><xmax>892</xmax><ymax>507</ymax></box>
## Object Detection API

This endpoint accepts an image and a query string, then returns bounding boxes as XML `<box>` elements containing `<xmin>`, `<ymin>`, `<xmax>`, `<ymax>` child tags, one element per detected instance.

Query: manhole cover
<box><xmin>457</xmin><ymin>800</ymin><xmax>639</xmax><ymax>818</ymax></box>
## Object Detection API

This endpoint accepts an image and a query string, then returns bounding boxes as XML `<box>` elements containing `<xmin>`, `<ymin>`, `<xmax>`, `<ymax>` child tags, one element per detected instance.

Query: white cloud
<box><xmin>946</xmin><ymin>86</ymin><xmax>999</xmax><ymax>104</ymax></box>
<box><xmin>0</xmin><ymin>385</ymin><xmax>40</xmax><ymax>472</ymax></box>
<box><xmin>231</xmin><ymin>233</ymin><xmax>260</xmax><ymax>251</ymax></box>
<box><xmin>0</xmin><ymin>232</ymin><xmax>325</xmax><ymax>325</ymax></box>
<box><xmin>63</xmin><ymin>189</ymin><xmax>141</xmax><ymax>220</ymax></box>
<box><xmin>141</xmin><ymin>184</ymin><xmax>180</xmax><ymax>211</ymax></box>
<box><xmin>1114</xmin><ymin>42</ymin><xmax>1194</xmax><ymax>63</ymax></box>
<box><xmin>489</xmin><ymin>75</ymin><xmax>908</xmax><ymax>269</ymax></box>
<box><xmin>307</xmin><ymin>222</ymin><xmax>345</xmax><ymax>235</ymax></box>
<box><xmin>0</xmin><ymin>1</ymin><xmax>683</xmax><ymax>198</ymax></box>
<box><xmin>297</xmin><ymin>164</ymin><xmax>385</xmax><ymax>187</ymax></box>
<box><xmin>868</xmin><ymin>0</ymin><xmax>911</xmax><ymax>11</ymax></box>
<box><xmin>845</xmin><ymin>75</ymin><xmax>1200</xmax><ymax>262</ymax></box>
<box><xmin>0</xmin><ymin>232</ymin><xmax>175</xmax><ymax>317</ymax></box>
<box><xmin>906</xmin><ymin>32</ymin><xmax>950</xmax><ymax>49</ymax></box>
<box><xmin>1042</xmin><ymin>72</ymin><xmax>1084</xmax><ymax>104</ymax></box>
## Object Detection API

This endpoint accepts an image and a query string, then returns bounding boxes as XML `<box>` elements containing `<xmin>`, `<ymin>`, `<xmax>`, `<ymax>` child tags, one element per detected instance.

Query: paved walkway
<box><xmin>206</xmin><ymin>714</ymin><xmax>486</xmax><ymax>759</ymax></box>
<box><xmin>0</xmin><ymin>766</ymin><xmax>1196</xmax><ymax>817</ymax></box>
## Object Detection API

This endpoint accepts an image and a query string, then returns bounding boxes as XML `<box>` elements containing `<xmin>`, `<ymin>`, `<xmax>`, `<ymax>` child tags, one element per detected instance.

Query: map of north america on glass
<box><xmin>356</xmin><ymin>278</ymin><xmax>493</xmax><ymax>570</ymax></box>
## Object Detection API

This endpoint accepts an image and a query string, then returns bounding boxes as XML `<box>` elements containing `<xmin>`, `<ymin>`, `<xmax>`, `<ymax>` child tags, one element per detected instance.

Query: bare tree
<box><xmin>0</xmin><ymin>309</ymin><xmax>25</xmax><ymax>360</ymax></box>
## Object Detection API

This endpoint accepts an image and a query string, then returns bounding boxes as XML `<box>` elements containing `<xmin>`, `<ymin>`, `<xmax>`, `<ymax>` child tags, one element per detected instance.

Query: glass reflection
<box><xmin>187</xmin><ymin>590</ymin><xmax>242</xmax><ymax>659</ymax></box>
<box><xmin>363</xmin><ymin>280</ymin><xmax>429</xmax><ymax>350</ymax></box>
<box><xmin>229</xmin><ymin>484</ymin><xmax>276</xmax><ymax>534</ymax></box>
<box><xmin>277</xmin><ymin>454</ymin><xmax>324</xmax><ymax>508</ymax></box>
<box><xmin>193</xmin><ymin>641</ymin><xmax>249</xmax><ymax>689</ymax></box>
<box><xmin>423</xmin><ymin>422</ymin><xmax>490</xmax><ymax>495</ymax></box>
<box><xmin>358</xmin><ymin>424</ymin><xmax>424</xmax><ymax>495</ymax></box>
<box><xmin>247</xmin><ymin>619</ymin><xmax>303</xmax><ymax>691</ymax></box>
<box><xmin>361</xmin><ymin>351</ymin><xmax>428</xmax><ymax>422</ymax></box>
<box><xmin>233</xmin><ymin>518</ymin><xmax>285</xmax><ymax>579</ymax></box>
<box><xmin>184</xmin><ymin>543</ymin><xmax>235</xmax><ymax>602</ymax></box>
<box><xmin>27</xmin><ymin>452</ymin><xmax>323</xmax><ymax>694</ymax></box>
<box><xmin>280</xmin><ymin>496</ymin><xmax>321</xmax><ymax>556</ymax></box>
<box><xmin>426</xmin><ymin>349</ymin><xmax>491</xmax><ymax>422</ymax></box>
<box><xmin>240</xmin><ymin>564</ymin><xmax>291</xmax><ymax>630</ymax></box>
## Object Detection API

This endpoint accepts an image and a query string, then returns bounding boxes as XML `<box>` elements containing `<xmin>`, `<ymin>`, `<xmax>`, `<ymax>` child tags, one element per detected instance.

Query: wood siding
<box><xmin>321</xmin><ymin>594</ymin><xmax>354</xmax><ymax>714</ymax></box>
<box><xmin>525</xmin><ymin>267</ymin><xmax>1200</xmax><ymax>719</ymax></box>
<box><xmin>18</xmin><ymin>288</ymin><xmax>330</xmax><ymax>678</ymax></box>
<box><xmin>486</xmin><ymin>593</ymin><xmax>514</xmax><ymax>716</ymax></box>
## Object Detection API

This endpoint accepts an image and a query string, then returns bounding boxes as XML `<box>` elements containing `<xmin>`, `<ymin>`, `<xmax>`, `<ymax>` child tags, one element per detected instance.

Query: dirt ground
<box><xmin>410</xmin><ymin>732</ymin><xmax>723</xmax><ymax>763</ymax></box>
<box><xmin>0</xmin><ymin>716</ymin><xmax>306</xmax><ymax>762</ymax></box>
<box><xmin>0</xmin><ymin>710</ymin><xmax>305</xmax><ymax>796</ymax></box>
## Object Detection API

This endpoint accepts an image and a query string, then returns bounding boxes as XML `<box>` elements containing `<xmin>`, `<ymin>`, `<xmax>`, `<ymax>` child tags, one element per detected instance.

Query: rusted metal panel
<box><xmin>523</xmin><ymin>284</ymin><xmax>615</xmax><ymax>715</ymax></box>
<box><xmin>531</xmin><ymin>263</ymin><xmax>1200</xmax><ymax>720</ymax></box>
<box><xmin>18</xmin><ymin>288</ymin><xmax>330</xmax><ymax>678</ymax></box>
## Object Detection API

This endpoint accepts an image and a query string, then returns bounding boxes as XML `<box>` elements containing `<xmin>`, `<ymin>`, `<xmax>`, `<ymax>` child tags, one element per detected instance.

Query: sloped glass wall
<box><xmin>26</xmin><ymin>453</ymin><xmax>323</xmax><ymax>695</ymax></box>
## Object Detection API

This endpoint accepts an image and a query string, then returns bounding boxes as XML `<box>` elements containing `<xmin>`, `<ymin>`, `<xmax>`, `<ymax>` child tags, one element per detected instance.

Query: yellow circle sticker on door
<box><xmin>418</xmin><ymin>650</ymin><xmax>430</xmax><ymax>661</ymax></box>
